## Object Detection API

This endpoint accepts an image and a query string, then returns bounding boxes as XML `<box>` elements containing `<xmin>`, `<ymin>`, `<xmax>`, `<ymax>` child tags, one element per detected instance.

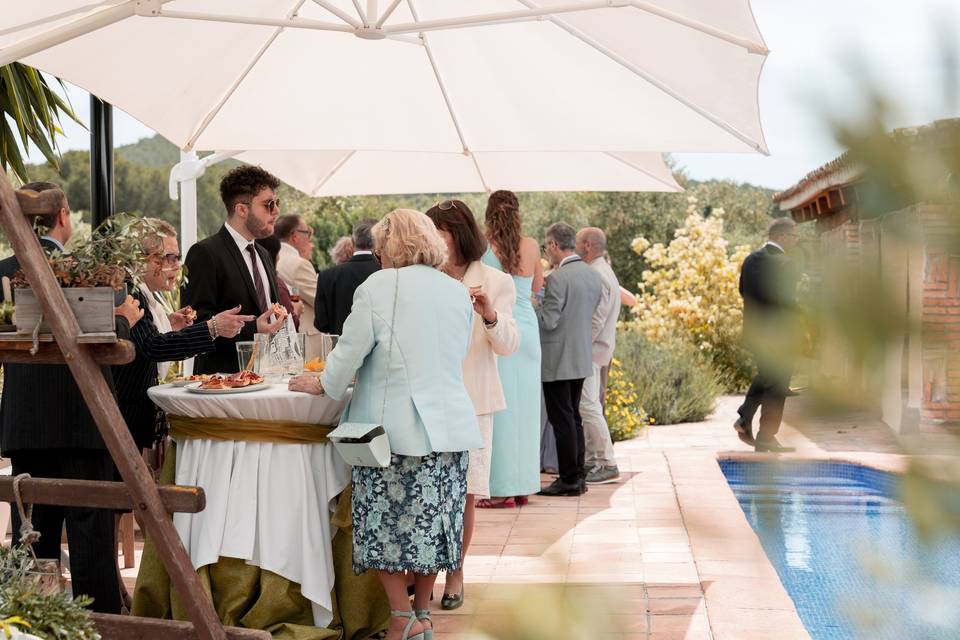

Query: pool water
<box><xmin>719</xmin><ymin>460</ymin><xmax>960</xmax><ymax>640</ymax></box>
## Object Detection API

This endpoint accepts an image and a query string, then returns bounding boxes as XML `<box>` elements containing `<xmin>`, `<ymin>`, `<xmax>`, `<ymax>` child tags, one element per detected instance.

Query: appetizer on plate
<box><xmin>303</xmin><ymin>357</ymin><xmax>325</xmax><ymax>373</ymax></box>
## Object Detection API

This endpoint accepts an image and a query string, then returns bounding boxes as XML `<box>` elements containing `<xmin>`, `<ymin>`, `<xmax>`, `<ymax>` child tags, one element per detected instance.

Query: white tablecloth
<box><xmin>147</xmin><ymin>383</ymin><xmax>351</xmax><ymax>627</ymax></box>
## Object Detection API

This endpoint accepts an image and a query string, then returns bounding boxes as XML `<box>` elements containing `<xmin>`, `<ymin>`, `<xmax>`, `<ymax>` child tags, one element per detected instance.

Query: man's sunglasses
<box><xmin>242</xmin><ymin>198</ymin><xmax>280</xmax><ymax>212</ymax></box>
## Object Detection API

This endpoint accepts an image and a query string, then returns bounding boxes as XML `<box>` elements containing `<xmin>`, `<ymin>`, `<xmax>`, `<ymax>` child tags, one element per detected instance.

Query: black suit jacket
<box><xmin>313</xmin><ymin>253</ymin><xmax>380</xmax><ymax>335</ymax></box>
<box><xmin>113</xmin><ymin>288</ymin><xmax>215</xmax><ymax>448</ymax></box>
<box><xmin>739</xmin><ymin>243</ymin><xmax>800</xmax><ymax>342</ymax></box>
<box><xmin>0</xmin><ymin>239</ymin><xmax>131</xmax><ymax>454</ymax></box>
<box><xmin>181</xmin><ymin>225</ymin><xmax>279</xmax><ymax>374</ymax></box>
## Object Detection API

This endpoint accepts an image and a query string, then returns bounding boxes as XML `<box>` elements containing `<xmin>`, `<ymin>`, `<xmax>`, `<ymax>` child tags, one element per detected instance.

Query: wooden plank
<box><xmin>0</xmin><ymin>332</ymin><xmax>118</xmax><ymax>343</ymax></box>
<box><xmin>15</xmin><ymin>188</ymin><xmax>64</xmax><ymax>217</ymax></box>
<box><xmin>0</xmin><ymin>178</ymin><xmax>227</xmax><ymax>640</ymax></box>
<box><xmin>0</xmin><ymin>339</ymin><xmax>134</xmax><ymax>365</ymax></box>
<box><xmin>0</xmin><ymin>477</ymin><xmax>205</xmax><ymax>513</ymax></box>
<box><xmin>92</xmin><ymin>614</ymin><xmax>270</xmax><ymax>640</ymax></box>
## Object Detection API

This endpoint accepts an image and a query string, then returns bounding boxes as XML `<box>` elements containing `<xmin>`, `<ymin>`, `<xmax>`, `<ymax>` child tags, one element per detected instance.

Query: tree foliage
<box><xmin>6</xmin><ymin>135</ymin><xmax>776</xmax><ymax>287</ymax></box>
<box><xmin>0</xmin><ymin>64</ymin><xmax>81</xmax><ymax>183</ymax></box>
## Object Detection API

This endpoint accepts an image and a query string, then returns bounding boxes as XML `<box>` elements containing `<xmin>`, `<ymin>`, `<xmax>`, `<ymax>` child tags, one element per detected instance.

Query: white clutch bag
<box><xmin>328</xmin><ymin>423</ymin><xmax>391</xmax><ymax>468</ymax></box>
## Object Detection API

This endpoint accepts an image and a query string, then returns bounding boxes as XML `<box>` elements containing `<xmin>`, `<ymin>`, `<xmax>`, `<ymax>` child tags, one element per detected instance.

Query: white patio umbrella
<box><xmin>181</xmin><ymin>149</ymin><xmax>681</xmax><ymax>196</ymax></box>
<box><xmin>1</xmin><ymin>0</ymin><xmax>767</xmax><ymax>245</ymax></box>
<box><xmin>0</xmin><ymin>1</ymin><xmax>768</xmax><ymax>154</ymax></box>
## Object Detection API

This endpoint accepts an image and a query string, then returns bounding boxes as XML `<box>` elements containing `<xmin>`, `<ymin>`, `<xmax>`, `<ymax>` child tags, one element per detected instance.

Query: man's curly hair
<box><xmin>219</xmin><ymin>165</ymin><xmax>281</xmax><ymax>216</ymax></box>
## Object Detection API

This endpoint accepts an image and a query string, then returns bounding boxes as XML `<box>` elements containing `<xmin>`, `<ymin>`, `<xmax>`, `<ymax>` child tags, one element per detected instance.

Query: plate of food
<box><xmin>170</xmin><ymin>373</ymin><xmax>215</xmax><ymax>387</ymax></box>
<box><xmin>186</xmin><ymin>370</ymin><xmax>268</xmax><ymax>394</ymax></box>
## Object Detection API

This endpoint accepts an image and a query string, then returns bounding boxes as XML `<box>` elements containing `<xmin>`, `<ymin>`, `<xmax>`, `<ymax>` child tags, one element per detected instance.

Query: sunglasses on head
<box><xmin>437</xmin><ymin>200</ymin><xmax>461</xmax><ymax>213</ymax></box>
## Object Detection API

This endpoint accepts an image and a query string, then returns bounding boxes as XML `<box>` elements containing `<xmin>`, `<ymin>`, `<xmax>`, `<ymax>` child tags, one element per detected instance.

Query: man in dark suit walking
<box><xmin>734</xmin><ymin>217</ymin><xmax>801</xmax><ymax>453</ymax></box>
<box><xmin>181</xmin><ymin>166</ymin><xmax>287</xmax><ymax>374</ymax></box>
<box><xmin>314</xmin><ymin>218</ymin><xmax>380</xmax><ymax>335</ymax></box>
<box><xmin>0</xmin><ymin>182</ymin><xmax>142</xmax><ymax>614</ymax></box>
<box><xmin>536</xmin><ymin>222</ymin><xmax>606</xmax><ymax>497</ymax></box>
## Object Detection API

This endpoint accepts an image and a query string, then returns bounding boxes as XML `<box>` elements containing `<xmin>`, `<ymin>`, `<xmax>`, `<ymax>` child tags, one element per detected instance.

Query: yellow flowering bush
<box><xmin>629</xmin><ymin>197</ymin><xmax>753</xmax><ymax>389</ymax></box>
<box><xmin>604</xmin><ymin>358</ymin><xmax>651</xmax><ymax>441</ymax></box>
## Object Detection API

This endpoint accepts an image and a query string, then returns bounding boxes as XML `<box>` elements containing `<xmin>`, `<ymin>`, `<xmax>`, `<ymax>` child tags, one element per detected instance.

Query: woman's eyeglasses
<box><xmin>294</xmin><ymin>228</ymin><xmax>314</xmax><ymax>238</ymax></box>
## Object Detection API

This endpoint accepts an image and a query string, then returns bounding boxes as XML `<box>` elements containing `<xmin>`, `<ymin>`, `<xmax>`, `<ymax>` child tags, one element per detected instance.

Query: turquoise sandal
<box><xmin>415</xmin><ymin>609</ymin><xmax>433</xmax><ymax>640</ymax></box>
<box><xmin>391</xmin><ymin>610</ymin><xmax>425</xmax><ymax>640</ymax></box>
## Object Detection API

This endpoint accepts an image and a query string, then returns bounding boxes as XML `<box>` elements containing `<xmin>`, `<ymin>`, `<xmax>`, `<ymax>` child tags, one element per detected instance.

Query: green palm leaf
<box><xmin>0</xmin><ymin>62</ymin><xmax>82</xmax><ymax>183</ymax></box>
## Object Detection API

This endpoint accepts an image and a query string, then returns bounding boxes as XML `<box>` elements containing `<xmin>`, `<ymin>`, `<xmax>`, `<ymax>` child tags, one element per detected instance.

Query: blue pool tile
<box><xmin>719</xmin><ymin>459</ymin><xmax>960</xmax><ymax>640</ymax></box>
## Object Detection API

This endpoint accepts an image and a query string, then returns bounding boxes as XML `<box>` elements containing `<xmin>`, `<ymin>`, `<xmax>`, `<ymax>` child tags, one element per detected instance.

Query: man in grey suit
<box><xmin>536</xmin><ymin>223</ymin><xmax>606</xmax><ymax>496</ymax></box>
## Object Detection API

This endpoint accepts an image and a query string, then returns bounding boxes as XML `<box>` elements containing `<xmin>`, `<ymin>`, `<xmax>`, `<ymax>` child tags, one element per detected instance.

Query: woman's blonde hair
<box><xmin>372</xmin><ymin>208</ymin><xmax>447</xmax><ymax>268</ymax></box>
<box><xmin>140</xmin><ymin>218</ymin><xmax>178</xmax><ymax>256</ymax></box>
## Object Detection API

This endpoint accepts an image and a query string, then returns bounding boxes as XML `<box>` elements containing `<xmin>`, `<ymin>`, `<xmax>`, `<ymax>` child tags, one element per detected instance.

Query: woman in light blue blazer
<box><xmin>289</xmin><ymin>208</ymin><xmax>479</xmax><ymax>640</ymax></box>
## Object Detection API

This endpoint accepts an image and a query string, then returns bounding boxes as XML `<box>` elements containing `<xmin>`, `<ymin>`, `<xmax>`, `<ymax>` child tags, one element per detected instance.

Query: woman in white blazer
<box><xmin>289</xmin><ymin>209</ymin><xmax>479</xmax><ymax>640</ymax></box>
<box><xmin>425</xmin><ymin>200</ymin><xmax>519</xmax><ymax>612</ymax></box>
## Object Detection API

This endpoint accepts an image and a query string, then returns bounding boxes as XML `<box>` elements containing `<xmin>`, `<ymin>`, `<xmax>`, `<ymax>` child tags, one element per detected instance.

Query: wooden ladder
<box><xmin>0</xmin><ymin>177</ymin><xmax>269</xmax><ymax>640</ymax></box>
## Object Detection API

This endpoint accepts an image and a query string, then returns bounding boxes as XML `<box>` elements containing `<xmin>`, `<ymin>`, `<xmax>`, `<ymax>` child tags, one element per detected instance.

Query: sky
<box><xmin>27</xmin><ymin>0</ymin><xmax>960</xmax><ymax>192</ymax></box>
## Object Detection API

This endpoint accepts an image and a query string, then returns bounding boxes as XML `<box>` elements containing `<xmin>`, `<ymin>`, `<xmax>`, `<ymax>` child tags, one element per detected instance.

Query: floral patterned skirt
<box><xmin>352</xmin><ymin>451</ymin><xmax>468</xmax><ymax>575</ymax></box>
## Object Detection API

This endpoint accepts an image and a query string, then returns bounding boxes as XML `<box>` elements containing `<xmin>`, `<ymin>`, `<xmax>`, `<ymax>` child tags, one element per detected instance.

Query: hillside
<box><xmin>115</xmin><ymin>134</ymin><xmax>181</xmax><ymax>167</ymax></box>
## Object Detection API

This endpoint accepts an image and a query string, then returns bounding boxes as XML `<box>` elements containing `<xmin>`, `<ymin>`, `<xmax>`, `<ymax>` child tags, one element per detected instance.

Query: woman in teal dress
<box><xmin>478</xmin><ymin>190</ymin><xmax>545</xmax><ymax>507</ymax></box>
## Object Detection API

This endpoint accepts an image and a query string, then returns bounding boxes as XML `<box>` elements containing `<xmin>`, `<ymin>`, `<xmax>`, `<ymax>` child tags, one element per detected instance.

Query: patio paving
<box><xmin>5</xmin><ymin>394</ymin><xmax>958</xmax><ymax>639</ymax></box>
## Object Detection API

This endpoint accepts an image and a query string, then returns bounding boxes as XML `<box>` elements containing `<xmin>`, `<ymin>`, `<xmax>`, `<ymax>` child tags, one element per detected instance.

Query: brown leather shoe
<box><xmin>734</xmin><ymin>418</ymin><xmax>755</xmax><ymax>446</ymax></box>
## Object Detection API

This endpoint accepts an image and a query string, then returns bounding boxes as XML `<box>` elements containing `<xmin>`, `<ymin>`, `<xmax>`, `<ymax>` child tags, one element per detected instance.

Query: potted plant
<box><xmin>0</xmin><ymin>546</ymin><xmax>100</xmax><ymax>640</ymax></box>
<box><xmin>11</xmin><ymin>214</ymin><xmax>169</xmax><ymax>335</ymax></box>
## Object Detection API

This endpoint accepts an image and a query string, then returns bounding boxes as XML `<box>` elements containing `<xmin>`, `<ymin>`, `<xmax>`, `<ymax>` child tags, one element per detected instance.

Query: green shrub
<box><xmin>614</xmin><ymin>330</ymin><xmax>721</xmax><ymax>425</ymax></box>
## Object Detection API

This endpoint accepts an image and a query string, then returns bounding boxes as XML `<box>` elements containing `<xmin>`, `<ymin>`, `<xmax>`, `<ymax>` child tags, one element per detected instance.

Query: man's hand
<box><xmin>208</xmin><ymin>305</ymin><xmax>255</xmax><ymax>339</ymax></box>
<box><xmin>115</xmin><ymin>295</ymin><xmax>144</xmax><ymax>328</ymax></box>
<box><xmin>256</xmin><ymin>307</ymin><xmax>286</xmax><ymax>334</ymax></box>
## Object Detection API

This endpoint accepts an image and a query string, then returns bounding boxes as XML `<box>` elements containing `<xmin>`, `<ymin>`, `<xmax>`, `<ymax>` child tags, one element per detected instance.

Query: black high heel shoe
<box><xmin>440</xmin><ymin>584</ymin><xmax>464</xmax><ymax>610</ymax></box>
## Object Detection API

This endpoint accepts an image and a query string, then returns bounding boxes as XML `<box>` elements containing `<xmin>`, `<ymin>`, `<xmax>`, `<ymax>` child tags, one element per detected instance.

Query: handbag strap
<box><xmin>379</xmin><ymin>268</ymin><xmax>400</xmax><ymax>425</ymax></box>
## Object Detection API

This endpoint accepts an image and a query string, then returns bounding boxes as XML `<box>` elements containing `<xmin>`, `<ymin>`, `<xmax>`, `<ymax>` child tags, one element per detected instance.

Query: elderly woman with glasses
<box><xmin>288</xmin><ymin>208</ymin><xmax>480</xmax><ymax>640</ymax></box>
<box><xmin>424</xmin><ymin>200</ymin><xmax>519</xmax><ymax>612</ymax></box>
<box><xmin>112</xmin><ymin>219</ymin><xmax>261</xmax><ymax>452</ymax></box>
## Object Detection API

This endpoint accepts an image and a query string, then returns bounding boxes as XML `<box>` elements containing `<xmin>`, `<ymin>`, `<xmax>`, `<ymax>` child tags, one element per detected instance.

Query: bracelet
<box><xmin>209</xmin><ymin>317</ymin><xmax>219</xmax><ymax>339</ymax></box>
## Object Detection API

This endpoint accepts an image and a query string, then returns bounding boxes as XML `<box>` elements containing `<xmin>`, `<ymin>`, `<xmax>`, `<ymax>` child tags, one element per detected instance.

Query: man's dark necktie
<box><xmin>246</xmin><ymin>244</ymin><xmax>268</xmax><ymax>313</ymax></box>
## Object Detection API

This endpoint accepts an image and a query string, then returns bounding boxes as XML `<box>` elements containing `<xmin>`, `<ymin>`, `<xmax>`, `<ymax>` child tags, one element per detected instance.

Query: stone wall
<box><xmin>918</xmin><ymin>205</ymin><xmax>960</xmax><ymax>425</ymax></box>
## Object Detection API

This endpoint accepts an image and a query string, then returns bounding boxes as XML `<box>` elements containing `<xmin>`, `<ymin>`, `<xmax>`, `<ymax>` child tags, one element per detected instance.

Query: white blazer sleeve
<box><xmin>320</xmin><ymin>284</ymin><xmax>375</xmax><ymax>400</ymax></box>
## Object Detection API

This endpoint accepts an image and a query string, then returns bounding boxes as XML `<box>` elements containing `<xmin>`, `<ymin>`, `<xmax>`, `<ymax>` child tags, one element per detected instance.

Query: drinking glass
<box><xmin>320</xmin><ymin>333</ymin><xmax>339</xmax><ymax>362</ymax></box>
<box><xmin>235</xmin><ymin>341</ymin><xmax>256</xmax><ymax>372</ymax></box>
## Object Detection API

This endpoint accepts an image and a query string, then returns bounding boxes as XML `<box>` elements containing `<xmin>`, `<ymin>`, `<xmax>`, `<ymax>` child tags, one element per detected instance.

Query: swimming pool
<box><xmin>719</xmin><ymin>460</ymin><xmax>960</xmax><ymax>640</ymax></box>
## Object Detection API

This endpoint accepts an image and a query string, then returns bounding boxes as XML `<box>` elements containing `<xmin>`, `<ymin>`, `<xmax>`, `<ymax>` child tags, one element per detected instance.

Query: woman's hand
<box><xmin>208</xmin><ymin>305</ymin><xmax>256</xmax><ymax>339</ymax></box>
<box><xmin>115</xmin><ymin>295</ymin><xmax>144</xmax><ymax>328</ymax></box>
<box><xmin>471</xmin><ymin>289</ymin><xmax>498</xmax><ymax>324</ymax></box>
<box><xmin>292</xmin><ymin>299</ymin><xmax>304</xmax><ymax>318</ymax></box>
<box><xmin>256</xmin><ymin>307</ymin><xmax>287</xmax><ymax>334</ymax></box>
<box><xmin>169</xmin><ymin>305</ymin><xmax>195</xmax><ymax>331</ymax></box>
<box><xmin>289</xmin><ymin>374</ymin><xmax>323</xmax><ymax>396</ymax></box>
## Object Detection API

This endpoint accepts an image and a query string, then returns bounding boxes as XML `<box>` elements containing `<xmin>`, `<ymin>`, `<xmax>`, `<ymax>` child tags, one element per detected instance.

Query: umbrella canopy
<box><xmin>228</xmin><ymin>150</ymin><xmax>681</xmax><ymax>195</ymax></box>
<box><xmin>0</xmin><ymin>0</ymin><xmax>769</xmax><ymax>155</ymax></box>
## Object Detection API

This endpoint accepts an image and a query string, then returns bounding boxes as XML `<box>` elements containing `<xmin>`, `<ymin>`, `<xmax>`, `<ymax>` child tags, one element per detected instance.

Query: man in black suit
<box><xmin>181</xmin><ymin>166</ymin><xmax>287</xmax><ymax>374</ymax></box>
<box><xmin>314</xmin><ymin>218</ymin><xmax>380</xmax><ymax>335</ymax></box>
<box><xmin>734</xmin><ymin>217</ymin><xmax>801</xmax><ymax>453</ymax></box>
<box><xmin>0</xmin><ymin>182</ymin><xmax>143</xmax><ymax>614</ymax></box>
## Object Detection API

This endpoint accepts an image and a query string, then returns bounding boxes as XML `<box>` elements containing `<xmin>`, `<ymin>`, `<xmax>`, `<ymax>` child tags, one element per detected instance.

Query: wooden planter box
<box><xmin>14</xmin><ymin>287</ymin><xmax>116</xmax><ymax>334</ymax></box>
